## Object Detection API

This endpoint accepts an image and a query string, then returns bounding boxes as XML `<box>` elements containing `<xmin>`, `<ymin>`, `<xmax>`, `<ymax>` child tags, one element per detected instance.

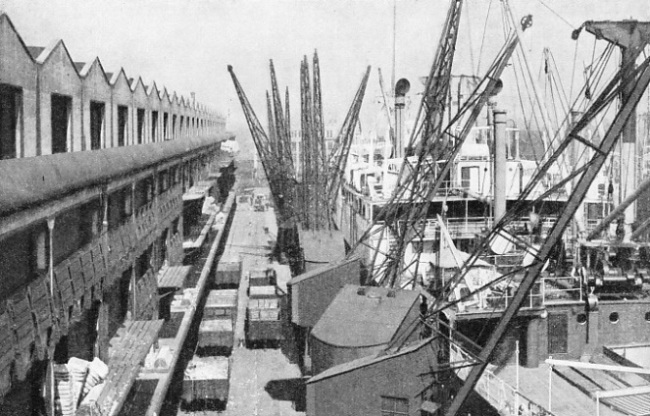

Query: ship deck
<box><xmin>492</xmin><ymin>354</ymin><xmax>650</xmax><ymax>416</ymax></box>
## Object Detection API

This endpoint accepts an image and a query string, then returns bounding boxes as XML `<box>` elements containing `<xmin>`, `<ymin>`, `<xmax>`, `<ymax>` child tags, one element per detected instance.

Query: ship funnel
<box><xmin>394</xmin><ymin>78</ymin><xmax>410</xmax><ymax>159</ymax></box>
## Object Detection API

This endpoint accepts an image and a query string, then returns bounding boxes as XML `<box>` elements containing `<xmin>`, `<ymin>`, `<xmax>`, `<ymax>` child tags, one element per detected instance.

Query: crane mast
<box><xmin>415</xmin><ymin>0</ymin><xmax>463</xmax><ymax>154</ymax></box>
<box><xmin>353</xmin><ymin>0</ymin><xmax>465</xmax><ymax>287</ymax></box>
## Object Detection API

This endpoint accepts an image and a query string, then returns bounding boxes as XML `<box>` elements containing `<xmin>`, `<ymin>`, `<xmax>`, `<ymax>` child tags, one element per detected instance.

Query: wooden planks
<box><xmin>81</xmin><ymin>319</ymin><xmax>164</xmax><ymax>416</ymax></box>
<box><xmin>157</xmin><ymin>265</ymin><xmax>192</xmax><ymax>289</ymax></box>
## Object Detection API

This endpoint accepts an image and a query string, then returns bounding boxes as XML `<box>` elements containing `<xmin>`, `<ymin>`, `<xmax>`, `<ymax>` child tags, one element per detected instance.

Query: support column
<box><xmin>493</xmin><ymin>108</ymin><xmax>507</xmax><ymax>223</ymax></box>
<box><xmin>47</xmin><ymin>217</ymin><xmax>56</xmax><ymax>416</ymax></box>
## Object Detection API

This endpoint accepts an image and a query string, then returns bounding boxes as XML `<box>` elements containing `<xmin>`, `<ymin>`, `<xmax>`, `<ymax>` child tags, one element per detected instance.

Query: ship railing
<box><xmin>541</xmin><ymin>276</ymin><xmax>583</xmax><ymax>303</ymax></box>
<box><xmin>461</xmin><ymin>275</ymin><xmax>582</xmax><ymax>314</ymax></box>
<box><xmin>420</xmin><ymin>217</ymin><xmax>560</xmax><ymax>240</ymax></box>
<box><xmin>450</xmin><ymin>343</ymin><xmax>556</xmax><ymax>416</ymax></box>
<box><xmin>480</xmin><ymin>281</ymin><xmax>544</xmax><ymax>310</ymax></box>
<box><xmin>421</xmin><ymin>218</ymin><xmax>492</xmax><ymax>239</ymax></box>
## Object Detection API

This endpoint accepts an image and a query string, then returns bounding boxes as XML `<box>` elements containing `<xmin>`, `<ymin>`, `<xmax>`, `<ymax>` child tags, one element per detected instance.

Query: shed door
<box><xmin>548</xmin><ymin>313</ymin><xmax>568</xmax><ymax>354</ymax></box>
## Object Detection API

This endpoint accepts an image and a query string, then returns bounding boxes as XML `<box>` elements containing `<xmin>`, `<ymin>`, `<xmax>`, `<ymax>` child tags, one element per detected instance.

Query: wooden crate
<box><xmin>198</xmin><ymin>318</ymin><xmax>233</xmax><ymax>349</ymax></box>
<box><xmin>181</xmin><ymin>356</ymin><xmax>229</xmax><ymax>404</ymax></box>
<box><xmin>204</xmin><ymin>290</ymin><xmax>237</xmax><ymax>320</ymax></box>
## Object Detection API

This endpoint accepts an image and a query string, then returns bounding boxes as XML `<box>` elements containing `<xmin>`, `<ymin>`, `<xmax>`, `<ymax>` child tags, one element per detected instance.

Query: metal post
<box><xmin>596</xmin><ymin>392</ymin><xmax>600</xmax><ymax>416</ymax></box>
<box><xmin>47</xmin><ymin>217</ymin><xmax>56</xmax><ymax>416</ymax></box>
<box><xmin>493</xmin><ymin>108</ymin><xmax>507</xmax><ymax>223</ymax></box>
<box><xmin>548</xmin><ymin>358</ymin><xmax>553</xmax><ymax>412</ymax></box>
<box><xmin>515</xmin><ymin>340</ymin><xmax>520</xmax><ymax>413</ymax></box>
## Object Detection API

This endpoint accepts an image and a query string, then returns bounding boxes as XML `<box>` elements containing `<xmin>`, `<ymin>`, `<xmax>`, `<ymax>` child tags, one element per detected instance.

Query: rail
<box><xmin>450</xmin><ymin>343</ymin><xmax>555</xmax><ymax>416</ymax></box>
<box><xmin>420</xmin><ymin>217</ymin><xmax>560</xmax><ymax>240</ymax></box>
<box><xmin>458</xmin><ymin>276</ymin><xmax>582</xmax><ymax>316</ymax></box>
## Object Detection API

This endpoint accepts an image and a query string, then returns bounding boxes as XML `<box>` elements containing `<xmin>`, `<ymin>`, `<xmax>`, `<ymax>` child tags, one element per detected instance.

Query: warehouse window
<box><xmin>172</xmin><ymin>114</ymin><xmax>177</xmax><ymax>139</ymax></box>
<box><xmin>163</xmin><ymin>112</ymin><xmax>169</xmax><ymax>140</ymax></box>
<box><xmin>151</xmin><ymin>110</ymin><xmax>159</xmax><ymax>142</ymax></box>
<box><xmin>180</xmin><ymin>115</ymin><xmax>185</xmax><ymax>136</ymax></box>
<box><xmin>137</xmin><ymin>108</ymin><xmax>145</xmax><ymax>144</ymax></box>
<box><xmin>0</xmin><ymin>83</ymin><xmax>22</xmax><ymax>159</ymax></box>
<box><xmin>117</xmin><ymin>105</ymin><xmax>128</xmax><ymax>146</ymax></box>
<box><xmin>381</xmin><ymin>396</ymin><xmax>408</xmax><ymax>416</ymax></box>
<box><xmin>90</xmin><ymin>101</ymin><xmax>105</xmax><ymax>150</ymax></box>
<box><xmin>51</xmin><ymin>93</ymin><xmax>72</xmax><ymax>153</ymax></box>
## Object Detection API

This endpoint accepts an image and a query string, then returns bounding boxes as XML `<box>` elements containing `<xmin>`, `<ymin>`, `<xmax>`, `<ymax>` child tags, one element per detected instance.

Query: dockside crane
<box><xmin>229</xmin><ymin>53</ymin><xmax>371</xmax><ymax>258</ymax></box>
<box><xmin>298</xmin><ymin>53</ymin><xmax>371</xmax><ymax>231</ymax></box>
<box><xmin>326</xmin><ymin>66</ymin><xmax>372</xmax><ymax>216</ymax></box>
<box><xmin>353</xmin><ymin>0</ymin><xmax>530</xmax><ymax>289</ymax></box>
<box><xmin>228</xmin><ymin>65</ymin><xmax>297</xmax><ymax>228</ymax></box>
<box><xmin>352</xmin><ymin>0</ymin><xmax>465</xmax><ymax>287</ymax></box>
<box><xmin>441</xmin><ymin>51</ymin><xmax>650</xmax><ymax>416</ymax></box>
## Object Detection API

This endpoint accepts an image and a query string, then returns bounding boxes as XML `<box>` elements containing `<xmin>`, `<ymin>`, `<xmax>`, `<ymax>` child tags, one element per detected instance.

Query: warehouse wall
<box><xmin>81</xmin><ymin>59</ymin><xmax>112</xmax><ymax>150</ymax></box>
<box><xmin>0</xmin><ymin>15</ymin><xmax>37</xmax><ymax>158</ymax></box>
<box><xmin>0</xmin><ymin>13</ymin><xmax>225</xmax><ymax>160</ymax></box>
<box><xmin>37</xmin><ymin>41</ymin><xmax>83</xmax><ymax>155</ymax></box>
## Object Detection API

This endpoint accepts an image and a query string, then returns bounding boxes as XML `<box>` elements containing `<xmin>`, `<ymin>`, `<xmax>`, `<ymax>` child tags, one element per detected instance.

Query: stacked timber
<box><xmin>52</xmin><ymin>357</ymin><xmax>109</xmax><ymax>416</ymax></box>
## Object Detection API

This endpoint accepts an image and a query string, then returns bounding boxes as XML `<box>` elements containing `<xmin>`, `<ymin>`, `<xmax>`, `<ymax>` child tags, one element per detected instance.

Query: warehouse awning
<box><xmin>157</xmin><ymin>265</ymin><xmax>192</xmax><ymax>289</ymax></box>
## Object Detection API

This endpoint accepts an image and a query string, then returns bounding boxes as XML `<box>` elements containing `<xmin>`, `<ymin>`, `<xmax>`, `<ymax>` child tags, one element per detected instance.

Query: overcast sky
<box><xmin>3</xmin><ymin>0</ymin><xmax>650</xmax><ymax>149</ymax></box>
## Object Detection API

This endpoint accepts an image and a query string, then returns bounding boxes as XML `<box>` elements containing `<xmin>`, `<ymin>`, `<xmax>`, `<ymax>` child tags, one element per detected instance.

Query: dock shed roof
<box><xmin>307</xmin><ymin>336</ymin><xmax>436</xmax><ymax>384</ymax></box>
<box><xmin>311</xmin><ymin>285</ymin><xmax>420</xmax><ymax>348</ymax></box>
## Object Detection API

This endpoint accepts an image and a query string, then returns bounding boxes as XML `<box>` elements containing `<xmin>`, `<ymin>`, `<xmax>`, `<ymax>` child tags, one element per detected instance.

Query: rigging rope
<box><xmin>476</xmin><ymin>0</ymin><xmax>493</xmax><ymax>75</ymax></box>
<box><xmin>570</xmin><ymin>40</ymin><xmax>580</xmax><ymax>102</ymax></box>
<box><xmin>537</xmin><ymin>0</ymin><xmax>575</xmax><ymax>30</ymax></box>
<box><xmin>464</xmin><ymin>1</ymin><xmax>476</xmax><ymax>75</ymax></box>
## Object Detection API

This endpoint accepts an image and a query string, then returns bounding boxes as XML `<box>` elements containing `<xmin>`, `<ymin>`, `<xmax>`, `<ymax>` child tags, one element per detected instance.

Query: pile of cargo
<box><xmin>53</xmin><ymin>357</ymin><xmax>109</xmax><ymax>416</ymax></box>
<box><xmin>215</xmin><ymin>252</ymin><xmax>242</xmax><ymax>287</ymax></box>
<box><xmin>246</xmin><ymin>268</ymin><xmax>283</xmax><ymax>347</ymax></box>
<box><xmin>197</xmin><ymin>289</ymin><xmax>238</xmax><ymax>355</ymax></box>
<box><xmin>181</xmin><ymin>356</ymin><xmax>230</xmax><ymax>411</ymax></box>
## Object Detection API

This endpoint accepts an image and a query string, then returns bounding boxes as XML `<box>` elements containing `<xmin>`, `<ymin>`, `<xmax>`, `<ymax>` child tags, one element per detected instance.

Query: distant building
<box><xmin>0</xmin><ymin>13</ymin><xmax>225</xmax><ymax>160</ymax></box>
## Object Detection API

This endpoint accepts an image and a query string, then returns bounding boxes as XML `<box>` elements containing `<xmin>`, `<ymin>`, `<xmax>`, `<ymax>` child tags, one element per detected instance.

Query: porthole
<box><xmin>645</xmin><ymin>312</ymin><xmax>650</xmax><ymax>322</ymax></box>
<box><xmin>609</xmin><ymin>312</ymin><xmax>619</xmax><ymax>324</ymax></box>
<box><xmin>577</xmin><ymin>313</ymin><xmax>587</xmax><ymax>325</ymax></box>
